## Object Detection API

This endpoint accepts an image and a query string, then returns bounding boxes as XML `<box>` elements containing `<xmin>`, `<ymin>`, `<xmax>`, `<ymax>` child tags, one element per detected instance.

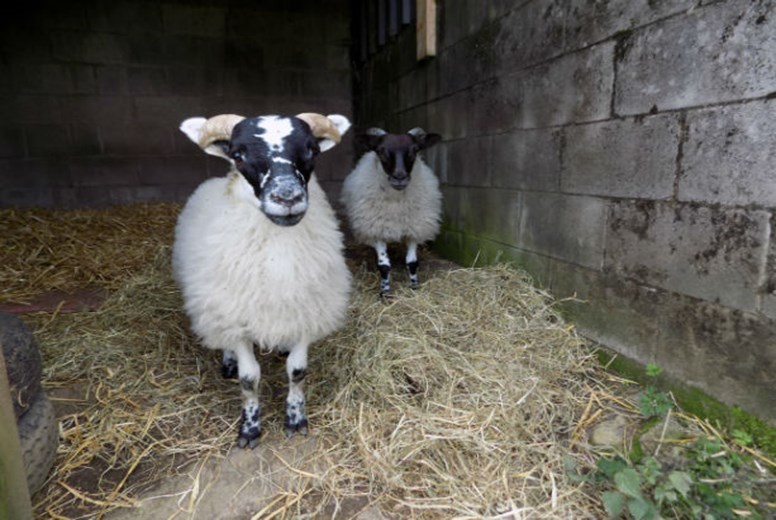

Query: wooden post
<box><xmin>0</xmin><ymin>347</ymin><xmax>34</xmax><ymax>520</ymax></box>
<box><xmin>416</xmin><ymin>0</ymin><xmax>437</xmax><ymax>60</ymax></box>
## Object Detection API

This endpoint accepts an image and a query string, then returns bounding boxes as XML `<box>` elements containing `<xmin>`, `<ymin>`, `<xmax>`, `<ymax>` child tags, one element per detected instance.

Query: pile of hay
<box><xmin>3</xmin><ymin>203</ymin><xmax>613</xmax><ymax>518</ymax></box>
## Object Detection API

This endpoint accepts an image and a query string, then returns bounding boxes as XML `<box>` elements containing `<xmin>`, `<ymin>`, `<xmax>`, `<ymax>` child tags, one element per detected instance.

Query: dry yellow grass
<box><xmin>2</xmin><ymin>203</ymin><xmax>642</xmax><ymax>518</ymax></box>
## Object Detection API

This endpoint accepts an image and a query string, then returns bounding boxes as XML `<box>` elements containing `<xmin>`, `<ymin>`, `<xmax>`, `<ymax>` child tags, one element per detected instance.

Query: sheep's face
<box><xmin>227</xmin><ymin>116</ymin><xmax>320</xmax><ymax>226</ymax></box>
<box><xmin>358</xmin><ymin>128</ymin><xmax>441</xmax><ymax>191</ymax></box>
<box><xmin>180</xmin><ymin>113</ymin><xmax>351</xmax><ymax>226</ymax></box>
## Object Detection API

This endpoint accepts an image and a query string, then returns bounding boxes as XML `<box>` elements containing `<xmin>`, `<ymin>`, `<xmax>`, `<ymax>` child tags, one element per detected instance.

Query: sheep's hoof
<box><xmin>238</xmin><ymin>432</ymin><xmax>260</xmax><ymax>449</ymax></box>
<box><xmin>238</xmin><ymin>405</ymin><xmax>261</xmax><ymax>448</ymax></box>
<box><xmin>284</xmin><ymin>417</ymin><xmax>309</xmax><ymax>438</ymax></box>
<box><xmin>237</xmin><ymin>421</ymin><xmax>261</xmax><ymax>449</ymax></box>
<box><xmin>409</xmin><ymin>281</ymin><xmax>420</xmax><ymax>290</ymax></box>
<box><xmin>379</xmin><ymin>290</ymin><xmax>393</xmax><ymax>301</ymax></box>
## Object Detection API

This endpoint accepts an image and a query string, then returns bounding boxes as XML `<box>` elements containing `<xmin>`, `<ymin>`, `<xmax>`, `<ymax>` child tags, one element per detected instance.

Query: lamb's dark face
<box><xmin>359</xmin><ymin>128</ymin><xmax>442</xmax><ymax>191</ymax></box>
<box><xmin>229</xmin><ymin>116</ymin><xmax>319</xmax><ymax>226</ymax></box>
<box><xmin>374</xmin><ymin>134</ymin><xmax>419</xmax><ymax>191</ymax></box>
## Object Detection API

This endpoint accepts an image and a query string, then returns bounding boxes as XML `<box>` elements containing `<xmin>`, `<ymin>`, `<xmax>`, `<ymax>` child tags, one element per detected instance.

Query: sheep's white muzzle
<box><xmin>262</xmin><ymin>179</ymin><xmax>308</xmax><ymax>226</ymax></box>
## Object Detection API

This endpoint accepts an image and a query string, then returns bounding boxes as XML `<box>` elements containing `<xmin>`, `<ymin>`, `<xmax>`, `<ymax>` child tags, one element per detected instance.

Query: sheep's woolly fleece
<box><xmin>341</xmin><ymin>151</ymin><xmax>442</xmax><ymax>245</ymax></box>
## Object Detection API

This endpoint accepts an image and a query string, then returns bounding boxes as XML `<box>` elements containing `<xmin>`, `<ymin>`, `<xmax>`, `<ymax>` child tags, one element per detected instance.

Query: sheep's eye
<box><xmin>231</xmin><ymin>152</ymin><xmax>243</xmax><ymax>162</ymax></box>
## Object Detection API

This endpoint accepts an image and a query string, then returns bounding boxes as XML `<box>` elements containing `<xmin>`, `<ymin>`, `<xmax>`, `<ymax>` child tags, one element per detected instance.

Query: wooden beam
<box><xmin>416</xmin><ymin>0</ymin><xmax>436</xmax><ymax>60</ymax></box>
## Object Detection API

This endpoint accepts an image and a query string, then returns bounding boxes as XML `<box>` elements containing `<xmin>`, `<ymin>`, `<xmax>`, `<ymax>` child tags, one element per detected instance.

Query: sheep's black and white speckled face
<box><xmin>229</xmin><ymin>116</ymin><xmax>320</xmax><ymax>226</ymax></box>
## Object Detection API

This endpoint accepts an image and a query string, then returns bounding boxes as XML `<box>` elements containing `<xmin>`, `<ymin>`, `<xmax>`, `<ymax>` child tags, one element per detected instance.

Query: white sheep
<box><xmin>340</xmin><ymin>127</ymin><xmax>442</xmax><ymax>296</ymax></box>
<box><xmin>173</xmin><ymin>112</ymin><xmax>352</xmax><ymax>448</ymax></box>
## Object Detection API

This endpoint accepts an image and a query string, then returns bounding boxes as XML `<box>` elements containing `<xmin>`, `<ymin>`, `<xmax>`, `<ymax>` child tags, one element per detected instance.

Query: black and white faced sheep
<box><xmin>341</xmin><ymin>127</ymin><xmax>442</xmax><ymax>296</ymax></box>
<box><xmin>173</xmin><ymin>113</ymin><xmax>352</xmax><ymax>448</ymax></box>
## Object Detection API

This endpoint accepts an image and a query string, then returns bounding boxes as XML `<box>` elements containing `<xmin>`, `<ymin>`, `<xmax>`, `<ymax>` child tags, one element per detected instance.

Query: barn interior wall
<box><xmin>353</xmin><ymin>0</ymin><xmax>776</xmax><ymax>422</ymax></box>
<box><xmin>0</xmin><ymin>0</ymin><xmax>353</xmax><ymax>207</ymax></box>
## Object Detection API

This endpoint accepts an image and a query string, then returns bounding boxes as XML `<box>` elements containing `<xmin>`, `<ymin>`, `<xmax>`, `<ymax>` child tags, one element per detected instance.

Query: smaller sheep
<box><xmin>341</xmin><ymin>127</ymin><xmax>442</xmax><ymax>296</ymax></box>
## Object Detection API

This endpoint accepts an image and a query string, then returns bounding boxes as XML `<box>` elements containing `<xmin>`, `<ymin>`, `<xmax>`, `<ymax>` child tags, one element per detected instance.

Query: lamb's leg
<box><xmin>222</xmin><ymin>349</ymin><xmax>238</xmax><ymax>379</ymax></box>
<box><xmin>406</xmin><ymin>241</ymin><xmax>420</xmax><ymax>288</ymax></box>
<box><xmin>284</xmin><ymin>341</ymin><xmax>309</xmax><ymax>437</ymax></box>
<box><xmin>233</xmin><ymin>341</ymin><xmax>262</xmax><ymax>449</ymax></box>
<box><xmin>373</xmin><ymin>240</ymin><xmax>391</xmax><ymax>295</ymax></box>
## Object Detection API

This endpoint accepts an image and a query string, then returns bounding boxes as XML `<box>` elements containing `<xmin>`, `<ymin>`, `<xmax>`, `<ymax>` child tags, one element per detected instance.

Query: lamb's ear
<box><xmin>407</xmin><ymin>127</ymin><xmax>441</xmax><ymax>150</ymax></box>
<box><xmin>179</xmin><ymin>116</ymin><xmax>233</xmax><ymax>161</ymax></box>
<box><xmin>356</xmin><ymin>127</ymin><xmax>387</xmax><ymax>151</ymax></box>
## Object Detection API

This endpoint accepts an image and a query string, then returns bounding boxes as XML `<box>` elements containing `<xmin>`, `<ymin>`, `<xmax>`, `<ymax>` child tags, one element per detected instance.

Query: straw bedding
<box><xmin>1</xmin><ymin>203</ymin><xmax>615</xmax><ymax>518</ymax></box>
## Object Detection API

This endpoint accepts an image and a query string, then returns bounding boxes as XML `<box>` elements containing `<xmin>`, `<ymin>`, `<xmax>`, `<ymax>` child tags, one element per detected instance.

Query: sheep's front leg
<box><xmin>285</xmin><ymin>342</ymin><xmax>309</xmax><ymax>437</ymax></box>
<box><xmin>373</xmin><ymin>240</ymin><xmax>391</xmax><ymax>296</ymax></box>
<box><xmin>233</xmin><ymin>341</ymin><xmax>262</xmax><ymax>448</ymax></box>
<box><xmin>406</xmin><ymin>241</ymin><xmax>420</xmax><ymax>288</ymax></box>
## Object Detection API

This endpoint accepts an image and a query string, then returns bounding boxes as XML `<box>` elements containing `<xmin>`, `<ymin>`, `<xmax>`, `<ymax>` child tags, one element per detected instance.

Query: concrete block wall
<box><xmin>0</xmin><ymin>0</ymin><xmax>352</xmax><ymax>208</ymax></box>
<box><xmin>354</xmin><ymin>0</ymin><xmax>776</xmax><ymax>422</ymax></box>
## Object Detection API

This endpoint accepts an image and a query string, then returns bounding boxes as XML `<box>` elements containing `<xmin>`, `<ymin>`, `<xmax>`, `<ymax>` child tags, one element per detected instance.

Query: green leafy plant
<box><xmin>587</xmin><ymin>437</ymin><xmax>764</xmax><ymax>520</ymax></box>
<box><xmin>637</xmin><ymin>364</ymin><xmax>673</xmax><ymax>418</ymax></box>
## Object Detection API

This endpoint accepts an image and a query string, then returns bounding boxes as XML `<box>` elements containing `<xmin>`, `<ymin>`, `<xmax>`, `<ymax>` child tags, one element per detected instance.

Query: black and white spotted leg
<box><xmin>233</xmin><ymin>341</ymin><xmax>262</xmax><ymax>449</ymax></box>
<box><xmin>221</xmin><ymin>349</ymin><xmax>238</xmax><ymax>379</ymax></box>
<box><xmin>374</xmin><ymin>240</ymin><xmax>391</xmax><ymax>296</ymax></box>
<box><xmin>284</xmin><ymin>342</ymin><xmax>309</xmax><ymax>438</ymax></box>
<box><xmin>406</xmin><ymin>241</ymin><xmax>420</xmax><ymax>289</ymax></box>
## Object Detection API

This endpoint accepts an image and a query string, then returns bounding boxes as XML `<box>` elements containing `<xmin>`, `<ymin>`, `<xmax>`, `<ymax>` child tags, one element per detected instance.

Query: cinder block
<box><xmin>13</xmin><ymin>64</ymin><xmax>74</xmax><ymax>95</ymax></box>
<box><xmin>549</xmin><ymin>261</ymin><xmax>660</xmax><ymax>362</ymax></box>
<box><xmin>466</xmin><ymin>78</ymin><xmax>520</xmax><ymax>136</ymax></box>
<box><xmin>681</xmin><ymin>99</ymin><xmax>776</xmax><ymax>207</ymax></box>
<box><xmin>68</xmin><ymin>157</ymin><xmax>139</xmax><ymax>187</ymax></box>
<box><xmin>101</xmin><ymin>123</ymin><xmax>174</xmax><ymax>156</ymax></box>
<box><xmin>26</xmin><ymin>124</ymin><xmax>72</xmax><ymax>157</ymax></box>
<box><xmin>441</xmin><ymin>185</ymin><xmax>522</xmax><ymax>245</ymax></box>
<box><xmin>0</xmin><ymin>187</ymin><xmax>54</xmax><ymax>208</ymax></box>
<box><xmin>606</xmin><ymin>200</ymin><xmax>770</xmax><ymax>312</ymax></box>
<box><xmin>12</xmin><ymin>95</ymin><xmax>64</xmax><ymax>124</ymax></box>
<box><xmin>398</xmin><ymin>68</ymin><xmax>428</xmax><ymax>111</ymax></box>
<box><xmin>516</xmin><ymin>192</ymin><xmax>607</xmax><ymax>269</ymax></box>
<box><xmin>161</xmin><ymin>4</ymin><xmax>226</xmax><ymax>38</ymax></box>
<box><xmin>615</xmin><ymin>0</ymin><xmax>776</xmax><ymax>115</ymax></box>
<box><xmin>128</xmin><ymin>67</ymin><xmax>166</xmax><ymax>96</ymax></box>
<box><xmin>491</xmin><ymin>2</ymin><xmax>567</xmax><ymax>70</ymax></box>
<box><xmin>138</xmin><ymin>156</ymin><xmax>207</xmax><ymax>186</ymax></box>
<box><xmin>95</xmin><ymin>66</ymin><xmax>126</xmax><ymax>95</ymax></box>
<box><xmin>72</xmin><ymin>65</ymin><xmax>97</xmax><ymax>94</ymax></box>
<box><xmin>437</xmin><ymin>22</ymin><xmax>498</xmax><ymax>96</ymax></box>
<box><xmin>516</xmin><ymin>41</ymin><xmax>614</xmax><ymax>128</ymax></box>
<box><xmin>62</xmin><ymin>96</ymin><xmax>132</xmax><ymax>124</ymax></box>
<box><xmin>51</xmin><ymin>32</ymin><xmax>126</xmax><ymax>64</ymax></box>
<box><xmin>563</xmin><ymin>0</ymin><xmax>695</xmax><ymax>50</ymax></box>
<box><xmin>445</xmin><ymin>136</ymin><xmax>492</xmax><ymax>188</ymax></box>
<box><xmin>554</xmin><ymin>259</ymin><xmax>776</xmax><ymax>422</ymax></box>
<box><xmin>88</xmin><ymin>2</ymin><xmax>163</xmax><ymax>34</ymax></box>
<box><xmin>562</xmin><ymin>114</ymin><xmax>679</xmax><ymax>199</ymax></box>
<box><xmin>427</xmin><ymin>93</ymin><xmax>468</xmax><ymax>141</ymax></box>
<box><xmin>69</xmin><ymin>125</ymin><xmax>101</xmax><ymax>156</ymax></box>
<box><xmin>0</xmin><ymin>125</ymin><xmax>25</xmax><ymax>158</ymax></box>
<box><xmin>655</xmin><ymin>295</ymin><xmax>776</xmax><ymax>422</ymax></box>
<box><xmin>491</xmin><ymin>128</ymin><xmax>561</xmax><ymax>192</ymax></box>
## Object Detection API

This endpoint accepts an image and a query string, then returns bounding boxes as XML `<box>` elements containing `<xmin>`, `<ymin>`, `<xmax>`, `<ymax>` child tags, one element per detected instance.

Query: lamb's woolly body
<box><xmin>173</xmin><ymin>172</ymin><xmax>351</xmax><ymax>351</ymax></box>
<box><xmin>341</xmin><ymin>151</ymin><xmax>441</xmax><ymax>245</ymax></box>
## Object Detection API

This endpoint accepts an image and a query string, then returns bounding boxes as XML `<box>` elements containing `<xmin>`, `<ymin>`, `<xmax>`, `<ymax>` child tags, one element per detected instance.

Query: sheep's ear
<box><xmin>319</xmin><ymin>114</ymin><xmax>352</xmax><ymax>152</ymax></box>
<box><xmin>407</xmin><ymin>128</ymin><xmax>441</xmax><ymax>150</ymax></box>
<box><xmin>356</xmin><ymin>127</ymin><xmax>387</xmax><ymax>151</ymax></box>
<box><xmin>179</xmin><ymin>117</ymin><xmax>232</xmax><ymax>161</ymax></box>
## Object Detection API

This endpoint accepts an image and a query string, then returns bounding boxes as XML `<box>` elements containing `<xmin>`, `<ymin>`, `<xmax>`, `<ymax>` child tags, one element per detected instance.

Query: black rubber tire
<box><xmin>18</xmin><ymin>390</ymin><xmax>58</xmax><ymax>495</ymax></box>
<box><xmin>0</xmin><ymin>312</ymin><xmax>43</xmax><ymax>419</ymax></box>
